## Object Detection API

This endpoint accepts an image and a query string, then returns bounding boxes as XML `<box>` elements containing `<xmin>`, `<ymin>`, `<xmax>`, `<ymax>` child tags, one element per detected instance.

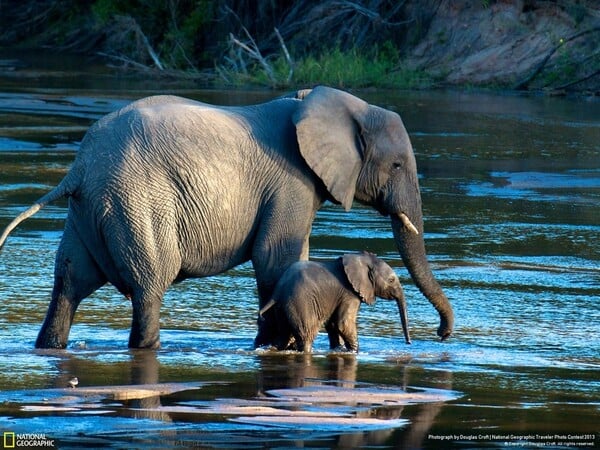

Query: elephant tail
<box><xmin>0</xmin><ymin>162</ymin><xmax>83</xmax><ymax>251</ymax></box>
<box><xmin>257</xmin><ymin>298</ymin><xmax>277</xmax><ymax>325</ymax></box>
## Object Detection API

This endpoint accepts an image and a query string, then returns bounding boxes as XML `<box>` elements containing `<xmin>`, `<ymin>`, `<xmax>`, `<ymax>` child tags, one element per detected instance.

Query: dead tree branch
<box><xmin>515</xmin><ymin>25</ymin><xmax>600</xmax><ymax>90</ymax></box>
<box><xmin>274</xmin><ymin>27</ymin><xmax>294</xmax><ymax>83</ymax></box>
<box><xmin>328</xmin><ymin>0</ymin><xmax>414</xmax><ymax>27</ymax></box>
<box><xmin>554</xmin><ymin>68</ymin><xmax>600</xmax><ymax>90</ymax></box>
<box><xmin>227</xmin><ymin>26</ymin><xmax>295</xmax><ymax>86</ymax></box>
<box><xmin>139</xmin><ymin>29</ymin><xmax>164</xmax><ymax>71</ymax></box>
<box><xmin>229</xmin><ymin>30</ymin><xmax>276</xmax><ymax>84</ymax></box>
<box><xmin>221</xmin><ymin>6</ymin><xmax>295</xmax><ymax>87</ymax></box>
<box><xmin>97</xmin><ymin>51</ymin><xmax>154</xmax><ymax>71</ymax></box>
<box><xmin>105</xmin><ymin>16</ymin><xmax>165</xmax><ymax>71</ymax></box>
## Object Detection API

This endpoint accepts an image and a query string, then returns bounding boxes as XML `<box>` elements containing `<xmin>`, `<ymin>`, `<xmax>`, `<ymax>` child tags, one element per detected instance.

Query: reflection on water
<box><xmin>466</xmin><ymin>171</ymin><xmax>600</xmax><ymax>205</ymax></box>
<box><xmin>0</xmin><ymin>68</ymin><xmax>598</xmax><ymax>448</ymax></box>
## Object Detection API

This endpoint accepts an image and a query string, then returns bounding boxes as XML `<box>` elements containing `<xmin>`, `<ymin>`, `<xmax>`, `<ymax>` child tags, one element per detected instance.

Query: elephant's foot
<box><xmin>254</xmin><ymin>325</ymin><xmax>280</xmax><ymax>349</ymax></box>
<box><xmin>128</xmin><ymin>333</ymin><xmax>161</xmax><ymax>349</ymax></box>
<box><xmin>331</xmin><ymin>345</ymin><xmax>357</xmax><ymax>354</ymax></box>
<box><xmin>36</xmin><ymin>308</ymin><xmax>72</xmax><ymax>349</ymax></box>
<box><xmin>35</xmin><ymin>333</ymin><xmax>68</xmax><ymax>349</ymax></box>
<box><xmin>128</xmin><ymin>321</ymin><xmax>161</xmax><ymax>349</ymax></box>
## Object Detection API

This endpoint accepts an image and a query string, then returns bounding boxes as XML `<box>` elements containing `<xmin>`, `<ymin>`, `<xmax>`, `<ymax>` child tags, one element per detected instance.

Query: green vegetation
<box><xmin>221</xmin><ymin>45</ymin><xmax>434</xmax><ymax>89</ymax></box>
<box><xmin>291</xmin><ymin>48</ymin><xmax>429</xmax><ymax>89</ymax></box>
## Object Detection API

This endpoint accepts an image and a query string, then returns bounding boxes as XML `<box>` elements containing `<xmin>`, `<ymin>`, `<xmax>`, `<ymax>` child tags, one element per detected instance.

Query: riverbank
<box><xmin>0</xmin><ymin>1</ymin><xmax>598</xmax><ymax>93</ymax></box>
<box><xmin>404</xmin><ymin>1</ymin><xmax>600</xmax><ymax>93</ymax></box>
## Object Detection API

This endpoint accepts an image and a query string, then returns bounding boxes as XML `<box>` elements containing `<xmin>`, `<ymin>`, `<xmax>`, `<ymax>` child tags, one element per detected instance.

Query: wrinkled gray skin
<box><xmin>0</xmin><ymin>86</ymin><xmax>454</xmax><ymax>349</ymax></box>
<box><xmin>258</xmin><ymin>252</ymin><xmax>411</xmax><ymax>353</ymax></box>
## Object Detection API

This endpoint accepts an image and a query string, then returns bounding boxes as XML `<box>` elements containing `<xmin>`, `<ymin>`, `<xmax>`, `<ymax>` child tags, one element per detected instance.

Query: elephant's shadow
<box><xmin>254</xmin><ymin>352</ymin><xmax>453</xmax><ymax>449</ymax></box>
<box><xmin>255</xmin><ymin>352</ymin><xmax>359</xmax><ymax>392</ymax></box>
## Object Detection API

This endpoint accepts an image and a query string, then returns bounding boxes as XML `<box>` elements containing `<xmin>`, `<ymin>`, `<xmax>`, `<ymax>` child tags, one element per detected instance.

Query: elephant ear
<box><xmin>342</xmin><ymin>252</ymin><xmax>376</xmax><ymax>305</ymax></box>
<box><xmin>293</xmin><ymin>86</ymin><xmax>369</xmax><ymax>211</ymax></box>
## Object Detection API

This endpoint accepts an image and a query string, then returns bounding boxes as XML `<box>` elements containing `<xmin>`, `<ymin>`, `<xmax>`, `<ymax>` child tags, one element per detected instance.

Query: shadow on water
<box><xmin>0</xmin><ymin>54</ymin><xmax>599</xmax><ymax>448</ymax></box>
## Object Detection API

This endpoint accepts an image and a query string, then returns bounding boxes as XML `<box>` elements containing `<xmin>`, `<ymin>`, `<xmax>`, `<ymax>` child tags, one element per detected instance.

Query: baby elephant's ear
<box><xmin>342</xmin><ymin>254</ymin><xmax>376</xmax><ymax>305</ymax></box>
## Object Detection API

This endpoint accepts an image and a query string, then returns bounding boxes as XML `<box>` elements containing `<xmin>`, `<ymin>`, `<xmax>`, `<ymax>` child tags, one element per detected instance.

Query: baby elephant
<box><xmin>258</xmin><ymin>251</ymin><xmax>411</xmax><ymax>353</ymax></box>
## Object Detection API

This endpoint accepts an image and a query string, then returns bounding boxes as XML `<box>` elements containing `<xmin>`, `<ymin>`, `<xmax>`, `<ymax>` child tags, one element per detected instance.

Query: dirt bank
<box><xmin>406</xmin><ymin>1</ymin><xmax>599</xmax><ymax>92</ymax></box>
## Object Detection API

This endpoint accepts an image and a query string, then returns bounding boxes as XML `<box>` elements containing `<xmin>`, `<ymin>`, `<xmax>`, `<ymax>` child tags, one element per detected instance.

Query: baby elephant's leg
<box><xmin>325</xmin><ymin>317</ymin><xmax>345</xmax><ymax>350</ymax></box>
<box><xmin>338</xmin><ymin>326</ymin><xmax>358</xmax><ymax>352</ymax></box>
<box><xmin>291</xmin><ymin>324</ymin><xmax>318</xmax><ymax>353</ymax></box>
<box><xmin>336</xmin><ymin>301</ymin><xmax>360</xmax><ymax>352</ymax></box>
<box><xmin>292</xmin><ymin>334</ymin><xmax>311</xmax><ymax>353</ymax></box>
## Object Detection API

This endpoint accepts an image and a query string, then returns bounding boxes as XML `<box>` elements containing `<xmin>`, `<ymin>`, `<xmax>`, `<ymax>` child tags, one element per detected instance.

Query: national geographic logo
<box><xmin>3</xmin><ymin>432</ymin><xmax>56</xmax><ymax>448</ymax></box>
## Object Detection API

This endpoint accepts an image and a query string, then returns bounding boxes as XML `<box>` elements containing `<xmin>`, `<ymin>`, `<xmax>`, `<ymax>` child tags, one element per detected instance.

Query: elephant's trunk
<box><xmin>391</xmin><ymin>214</ymin><xmax>454</xmax><ymax>340</ymax></box>
<box><xmin>394</xmin><ymin>289</ymin><xmax>411</xmax><ymax>345</ymax></box>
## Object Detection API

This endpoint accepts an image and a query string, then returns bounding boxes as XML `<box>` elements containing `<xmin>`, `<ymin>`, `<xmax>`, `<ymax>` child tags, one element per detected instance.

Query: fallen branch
<box><xmin>106</xmin><ymin>16</ymin><xmax>165</xmax><ymax>71</ymax></box>
<box><xmin>125</xmin><ymin>16</ymin><xmax>164</xmax><ymax>70</ymax></box>
<box><xmin>328</xmin><ymin>0</ymin><xmax>414</xmax><ymax>27</ymax></box>
<box><xmin>554</xmin><ymin>68</ymin><xmax>600</xmax><ymax>90</ymax></box>
<box><xmin>140</xmin><ymin>27</ymin><xmax>164</xmax><ymax>70</ymax></box>
<box><xmin>98</xmin><ymin>52</ymin><xmax>154</xmax><ymax>71</ymax></box>
<box><xmin>274</xmin><ymin>27</ymin><xmax>294</xmax><ymax>83</ymax></box>
<box><xmin>229</xmin><ymin>31</ymin><xmax>276</xmax><ymax>84</ymax></box>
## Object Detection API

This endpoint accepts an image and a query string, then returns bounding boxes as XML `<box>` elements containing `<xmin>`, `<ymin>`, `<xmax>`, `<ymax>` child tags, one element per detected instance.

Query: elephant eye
<box><xmin>392</xmin><ymin>162</ymin><xmax>403</xmax><ymax>170</ymax></box>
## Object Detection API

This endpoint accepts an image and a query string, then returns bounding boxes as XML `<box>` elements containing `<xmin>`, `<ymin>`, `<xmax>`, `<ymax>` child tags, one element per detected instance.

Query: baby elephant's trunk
<box><xmin>395</xmin><ymin>291</ymin><xmax>411</xmax><ymax>344</ymax></box>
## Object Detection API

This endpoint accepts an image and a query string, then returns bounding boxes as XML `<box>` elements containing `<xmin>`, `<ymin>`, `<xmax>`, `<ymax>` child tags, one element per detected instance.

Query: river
<box><xmin>0</xmin><ymin>53</ymin><xmax>598</xmax><ymax>449</ymax></box>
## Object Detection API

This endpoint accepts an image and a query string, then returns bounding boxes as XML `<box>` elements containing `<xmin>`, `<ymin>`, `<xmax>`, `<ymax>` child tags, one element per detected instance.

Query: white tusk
<box><xmin>398</xmin><ymin>213</ymin><xmax>419</xmax><ymax>235</ymax></box>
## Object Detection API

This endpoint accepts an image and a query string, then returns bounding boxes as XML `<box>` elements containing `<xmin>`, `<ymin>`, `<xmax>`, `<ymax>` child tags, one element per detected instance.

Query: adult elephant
<box><xmin>0</xmin><ymin>86</ymin><xmax>454</xmax><ymax>349</ymax></box>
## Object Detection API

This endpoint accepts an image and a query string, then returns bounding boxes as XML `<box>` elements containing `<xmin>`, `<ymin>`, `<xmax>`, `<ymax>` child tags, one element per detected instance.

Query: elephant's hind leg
<box><xmin>128</xmin><ymin>289</ymin><xmax>163</xmax><ymax>349</ymax></box>
<box><xmin>36</xmin><ymin>224</ymin><xmax>106</xmax><ymax>349</ymax></box>
<box><xmin>325</xmin><ymin>318</ymin><xmax>345</xmax><ymax>350</ymax></box>
<box><xmin>114</xmin><ymin>247</ymin><xmax>175</xmax><ymax>349</ymax></box>
<box><xmin>292</xmin><ymin>326</ymin><xmax>317</xmax><ymax>353</ymax></box>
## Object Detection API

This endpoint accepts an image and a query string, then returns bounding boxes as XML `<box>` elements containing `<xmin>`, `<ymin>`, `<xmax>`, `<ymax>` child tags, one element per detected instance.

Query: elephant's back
<box><xmin>79</xmin><ymin>94</ymin><xmax>302</xmax><ymax>179</ymax></box>
<box><xmin>276</xmin><ymin>260</ymin><xmax>344</xmax><ymax>298</ymax></box>
<box><xmin>87</xmin><ymin>96</ymin><xmax>244</xmax><ymax>152</ymax></box>
<box><xmin>77</xmin><ymin>95</ymin><xmax>256</xmax><ymax>188</ymax></box>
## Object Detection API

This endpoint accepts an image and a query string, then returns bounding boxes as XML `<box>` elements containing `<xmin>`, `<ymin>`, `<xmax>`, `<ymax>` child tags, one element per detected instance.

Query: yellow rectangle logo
<box><xmin>3</xmin><ymin>432</ymin><xmax>15</xmax><ymax>448</ymax></box>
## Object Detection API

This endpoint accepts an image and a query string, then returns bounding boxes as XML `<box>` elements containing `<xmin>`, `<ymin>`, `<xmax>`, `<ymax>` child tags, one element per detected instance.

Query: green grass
<box><xmin>221</xmin><ymin>46</ymin><xmax>434</xmax><ymax>90</ymax></box>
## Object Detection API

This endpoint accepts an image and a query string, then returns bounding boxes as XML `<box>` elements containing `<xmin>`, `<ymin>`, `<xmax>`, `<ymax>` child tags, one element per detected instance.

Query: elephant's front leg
<box><xmin>335</xmin><ymin>301</ymin><xmax>360</xmax><ymax>353</ymax></box>
<box><xmin>251</xmin><ymin>207</ymin><xmax>314</xmax><ymax>349</ymax></box>
<box><xmin>338</xmin><ymin>324</ymin><xmax>359</xmax><ymax>353</ymax></box>
<box><xmin>254</xmin><ymin>297</ymin><xmax>277</xmax><ymax>348</ymax></box>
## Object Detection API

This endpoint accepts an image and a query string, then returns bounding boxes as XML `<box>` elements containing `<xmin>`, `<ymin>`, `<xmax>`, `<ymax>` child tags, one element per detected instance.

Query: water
<box><xmin>0</xmin><ymin>54</ymin><xmax>598</xmax><ymax>449</ymax></box>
